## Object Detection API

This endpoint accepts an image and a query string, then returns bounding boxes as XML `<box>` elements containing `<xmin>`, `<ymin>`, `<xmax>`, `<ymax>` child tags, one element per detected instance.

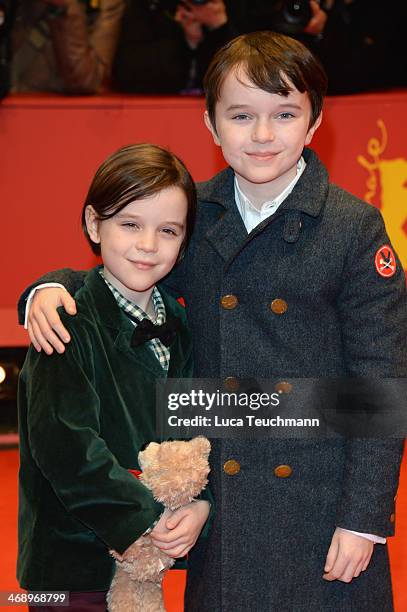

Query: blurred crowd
<box><xmin>0</xmin><ymin>0</ymin><xmax>406</xmax><ymax>99</ymax></box>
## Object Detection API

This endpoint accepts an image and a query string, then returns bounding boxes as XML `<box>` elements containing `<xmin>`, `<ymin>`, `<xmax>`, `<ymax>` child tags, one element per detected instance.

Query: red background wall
<box><xmin>1</xmin><ymin>92</ymin><xmax>407</xmax><ymax>345</ymax></box>
<box><xmin>0</xmin><ymin>93</ymin><xmax>406</xmax><ymax>611</ymax></box>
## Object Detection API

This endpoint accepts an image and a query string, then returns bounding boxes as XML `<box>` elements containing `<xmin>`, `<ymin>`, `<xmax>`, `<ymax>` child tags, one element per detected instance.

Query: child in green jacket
<box><xmin>18</xmin><ymin>144</ymin><xmax>210</xmax><ymax>611</ymax></box>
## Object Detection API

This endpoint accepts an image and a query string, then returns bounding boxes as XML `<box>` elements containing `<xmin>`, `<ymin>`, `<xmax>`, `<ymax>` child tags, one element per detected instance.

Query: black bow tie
<box><xmin>131</xmin><ymin>317</ymin><xmax>181</xmax><ymax>348</ymax></box>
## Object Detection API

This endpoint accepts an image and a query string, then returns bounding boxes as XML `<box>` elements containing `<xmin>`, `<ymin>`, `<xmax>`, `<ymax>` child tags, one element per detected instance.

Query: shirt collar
<box><xmin>99</xmin><ymin>269</ymin><xmax>166</xmax><ymax>326</ymax></box>
<box><xmin>234</xmin><ymin>156</ymin><xmax>306</xmax><ymax>216</ymax></box>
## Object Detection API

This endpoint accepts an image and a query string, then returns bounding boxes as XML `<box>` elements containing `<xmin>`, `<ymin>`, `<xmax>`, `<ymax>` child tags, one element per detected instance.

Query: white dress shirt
<box><xmin>234</xmin><ymin>157</ymin><xmax>306</xmax><ymax>233</ymax></box>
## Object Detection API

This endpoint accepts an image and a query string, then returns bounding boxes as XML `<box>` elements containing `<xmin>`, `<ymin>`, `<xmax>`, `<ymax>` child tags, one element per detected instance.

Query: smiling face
<box><xmin>85</xmin><ymin>186</ymin><xmax>187</xmax><ymax>307</ymax></box>
<box><xmin>205</xmin><ymin>68</ymin><xmax>321</xmax><ymax>204</ymax></box>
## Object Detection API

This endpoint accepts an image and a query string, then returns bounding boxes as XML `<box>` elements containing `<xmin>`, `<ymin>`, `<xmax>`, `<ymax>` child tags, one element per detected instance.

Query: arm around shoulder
<box><xmin>18</xmin><ymin>269</ymin><xmax>88</xmax><ymax>353</ymax></box>
<box><xmin>18</xmin><ymin>268</ymin><xmax>87</xmax><ymax>324</ymax></box>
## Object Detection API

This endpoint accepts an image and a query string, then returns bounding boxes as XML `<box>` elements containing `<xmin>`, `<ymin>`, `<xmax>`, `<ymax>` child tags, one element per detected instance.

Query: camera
<box><xmin>271</xmin><ymin>1</ymin><xmax>312</xmax><ymax>35</ymax></box>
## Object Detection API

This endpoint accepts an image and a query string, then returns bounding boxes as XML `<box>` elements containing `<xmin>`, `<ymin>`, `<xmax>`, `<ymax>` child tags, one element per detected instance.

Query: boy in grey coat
<box><xmin>19</xmin><ymin>32</ymin><xmax>406</xmax><ymax>612</ymax></box>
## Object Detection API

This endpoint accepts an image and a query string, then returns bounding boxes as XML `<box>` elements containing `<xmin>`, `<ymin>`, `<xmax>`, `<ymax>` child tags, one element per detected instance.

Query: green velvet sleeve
<box><xmin>21</xmin><ymin>317</ymin><xmax>164</xmax><ymax>554</ymax></box>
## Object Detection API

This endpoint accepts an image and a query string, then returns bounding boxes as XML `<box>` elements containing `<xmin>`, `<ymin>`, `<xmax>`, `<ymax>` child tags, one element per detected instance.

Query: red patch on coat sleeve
<box><xmin>375</xmin><ymin>245</ymin><xmax>397</xmax><ymax>278</ymax></box>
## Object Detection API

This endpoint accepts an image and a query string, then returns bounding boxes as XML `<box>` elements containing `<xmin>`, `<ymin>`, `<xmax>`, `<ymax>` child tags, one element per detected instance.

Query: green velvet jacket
<box><xmin>17</xmin><ymin>267</ymin><xmax>193</xmax><ymax>591</ymax></box>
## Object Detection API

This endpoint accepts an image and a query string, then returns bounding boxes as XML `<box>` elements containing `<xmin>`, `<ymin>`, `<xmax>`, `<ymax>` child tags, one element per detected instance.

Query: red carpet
<box><xmin>1</xmin><ymin>448</ymin><xmax>405</xmax><ymax>611</ymax></box>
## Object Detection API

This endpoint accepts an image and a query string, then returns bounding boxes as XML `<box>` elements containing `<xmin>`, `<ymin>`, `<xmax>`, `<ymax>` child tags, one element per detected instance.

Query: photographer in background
<box><xmin>112</xmin><ymin>0</ymin><xmax>234</xmax><ymax>94</ymax></box>
<box><xmin>112</xmin><ymin>0</ymin><xmax>328</xmax><ymax>94</ymax></box>
<box><xmin>0</xmin><ymin>0</ymin><xmax>16</xmax><ymax>99</ymax></box>
<box><xmin>11</xmin><ymin>0</ymin><xmax>125</xmax><ymax>94</ymax></box>
<box><xmin>316</xmin><ymin>0</ymin><xmax>406</xmax><ymax>95</ymax></box>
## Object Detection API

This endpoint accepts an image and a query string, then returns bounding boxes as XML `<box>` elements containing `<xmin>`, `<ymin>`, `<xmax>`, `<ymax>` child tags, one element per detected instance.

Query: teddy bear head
<box><xmin>138</xmin><ymin>437</ymin><xmax>211</xmax><ymax>510</ymax></box>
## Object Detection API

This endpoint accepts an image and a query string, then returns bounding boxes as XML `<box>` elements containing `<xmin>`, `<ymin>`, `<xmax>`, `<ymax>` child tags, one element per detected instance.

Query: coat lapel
<box><xmin>205</xmin><ymin>207</ymin><xmax>248</xmax><ymax>263</ymax></box>
<box><xmin>113</xmin><ymin>330</ymin><xmax>166</xmax><ymax>378</ymax></box>
<box><xmin>83</xmin><ymin>269</ymin><xmax>169</xmax><ymax>378</ymax></box>
<box><xmin>197</xmin><ymin>149</ymin><xmax>330</xmax><ymax>265</ymax></box>
<box><xmin>198</xmin><ymin>167</ymin><xmax>248</xmax><ymax>262</ymax></box>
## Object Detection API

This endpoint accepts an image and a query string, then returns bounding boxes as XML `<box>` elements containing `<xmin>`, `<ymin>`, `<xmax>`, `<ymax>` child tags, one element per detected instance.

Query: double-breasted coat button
<box><xmin>274</xmin><ymin>464</ymin><xmax>293</xmax><ymax>478</ymax></box>
<box><xmin>275</xmin><ymin>381</ymin><xmax>293</xmax><ymax>394</ymax></box>
<box><xmin>390</xmin><ymin>513</ymin><xmax>395</xmax><ymax>523</ymax></box>
<box><xmin>223</xmin><ymin>459</ymin><xmax>241</xmax><ymax>475</ymax></box>
<box><xmin>224</xmin><ymin>377</ymin><xmax>240</xmax><ymax>392</ymax></box>
<box><xmin>221</xmin><ymin>294</ymin><xmax>239</xmax><ymax>310</ymax></box>
<box><xmin>270</xmin><ymin>299</ymin><xmax>288</xmax><ymax>315</ymax></box>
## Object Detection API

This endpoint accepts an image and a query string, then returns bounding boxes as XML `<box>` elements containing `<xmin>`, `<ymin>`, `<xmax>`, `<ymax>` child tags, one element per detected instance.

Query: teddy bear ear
<box><xmin>138</xmin><ymin>441</ymin><xmax>160</xmax><ymax>466</ymax></box>
<box><xmin>145</xmin><ymin>442</ymin><xmax>160</xmax><ymax>453</ymax></box>
<box><xmin>190</xmin><ymin>436</ymin><xmax>211</xmax><ymax>455</ymax></box>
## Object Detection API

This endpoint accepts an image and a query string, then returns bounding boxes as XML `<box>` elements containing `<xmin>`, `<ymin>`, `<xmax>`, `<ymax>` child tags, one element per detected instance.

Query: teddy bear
<box><xmin>107</xmin><ymin>436</ymin><xmax>211</xmax><ymax>612</ymax></box>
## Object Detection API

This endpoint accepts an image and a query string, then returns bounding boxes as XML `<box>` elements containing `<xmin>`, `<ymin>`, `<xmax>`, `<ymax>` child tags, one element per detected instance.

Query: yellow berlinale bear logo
<box><xmin>358</xmin><ymin>120</ymin><xmax>407</xmax><ymax>270</ymax></box>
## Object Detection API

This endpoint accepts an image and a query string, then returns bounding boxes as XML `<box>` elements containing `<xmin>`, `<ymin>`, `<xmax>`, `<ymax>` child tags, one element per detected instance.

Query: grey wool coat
<box><xmin>19</xmin><ymin>149</ymin><xmax>407</xmax><ymax>611</ymax></box>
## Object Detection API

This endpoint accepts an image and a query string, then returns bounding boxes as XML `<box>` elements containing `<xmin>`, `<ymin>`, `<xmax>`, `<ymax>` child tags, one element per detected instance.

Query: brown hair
<box><xmin>82</xmin><ymin>143</ymin><xmax>196</xmax><ymax>259</ymax></box>
<box><xmin>204</xmin><ymin>31</ymin><xmax>328</xmax><ymax>131</ymax></box>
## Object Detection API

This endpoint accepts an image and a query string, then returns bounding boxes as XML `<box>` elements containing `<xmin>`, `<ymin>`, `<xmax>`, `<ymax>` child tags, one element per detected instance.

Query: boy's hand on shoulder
<box><xmin>150</xmin><ymin>500</ymin><xmax>210</xmax><ymax>558</ymax></box>
<box><xmin>29</xmin><ymin>288</ymin><xmax>76</xmax><ymax>354</ymax></box>
<box><xmin>323</xmin><ymin>527</ymin><xmax>374</xmax><ymax>583</ymax></box>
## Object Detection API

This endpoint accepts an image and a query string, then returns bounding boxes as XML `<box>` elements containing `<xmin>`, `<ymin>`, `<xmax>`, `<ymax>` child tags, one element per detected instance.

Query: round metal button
<box><xmin>221</xmin><ymin>294</ymin><xmax>239</xmax><ymax>310</ymax></box>
<box><xmin>224</xmin><ymin>377</ymin><xmax>240</xmax><ymax>392</ymax></box>
<box><xmin>270</xmin><ymin>299</ymin><xmax>288</xmax><ymax>315</ymax></box>
<box><xmin>275</xmin><ymin>381</ymin><xmax>293</xmax><ymax>394</ymax></box>
<box><xmin>390</xmin><ymin>513</ymin><xmax>395</xmax><ymax>523</ymax></box>
<box><xmin>274</xmin><ymin>464</ymin><xmax>293</xmax><ymax>478</ymax></box>
<box><xmin>223</xmin><ymin>459</ymin><xmax>241</xmax><ymax>476</ymax></box>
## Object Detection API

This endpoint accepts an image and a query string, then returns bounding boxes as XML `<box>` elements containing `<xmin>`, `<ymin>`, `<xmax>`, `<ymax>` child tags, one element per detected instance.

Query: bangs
<box><xmin>204</xmin><ymin>31</ymin><xmax>327</xmax><ymax>131</ymax></box>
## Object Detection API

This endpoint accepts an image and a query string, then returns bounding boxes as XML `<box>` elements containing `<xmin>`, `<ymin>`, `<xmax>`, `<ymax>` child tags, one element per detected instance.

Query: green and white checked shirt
<box><xmin>100</xmin><ymin>269</ymin><xmax>170</xmax><ymax>372</ymax></box>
